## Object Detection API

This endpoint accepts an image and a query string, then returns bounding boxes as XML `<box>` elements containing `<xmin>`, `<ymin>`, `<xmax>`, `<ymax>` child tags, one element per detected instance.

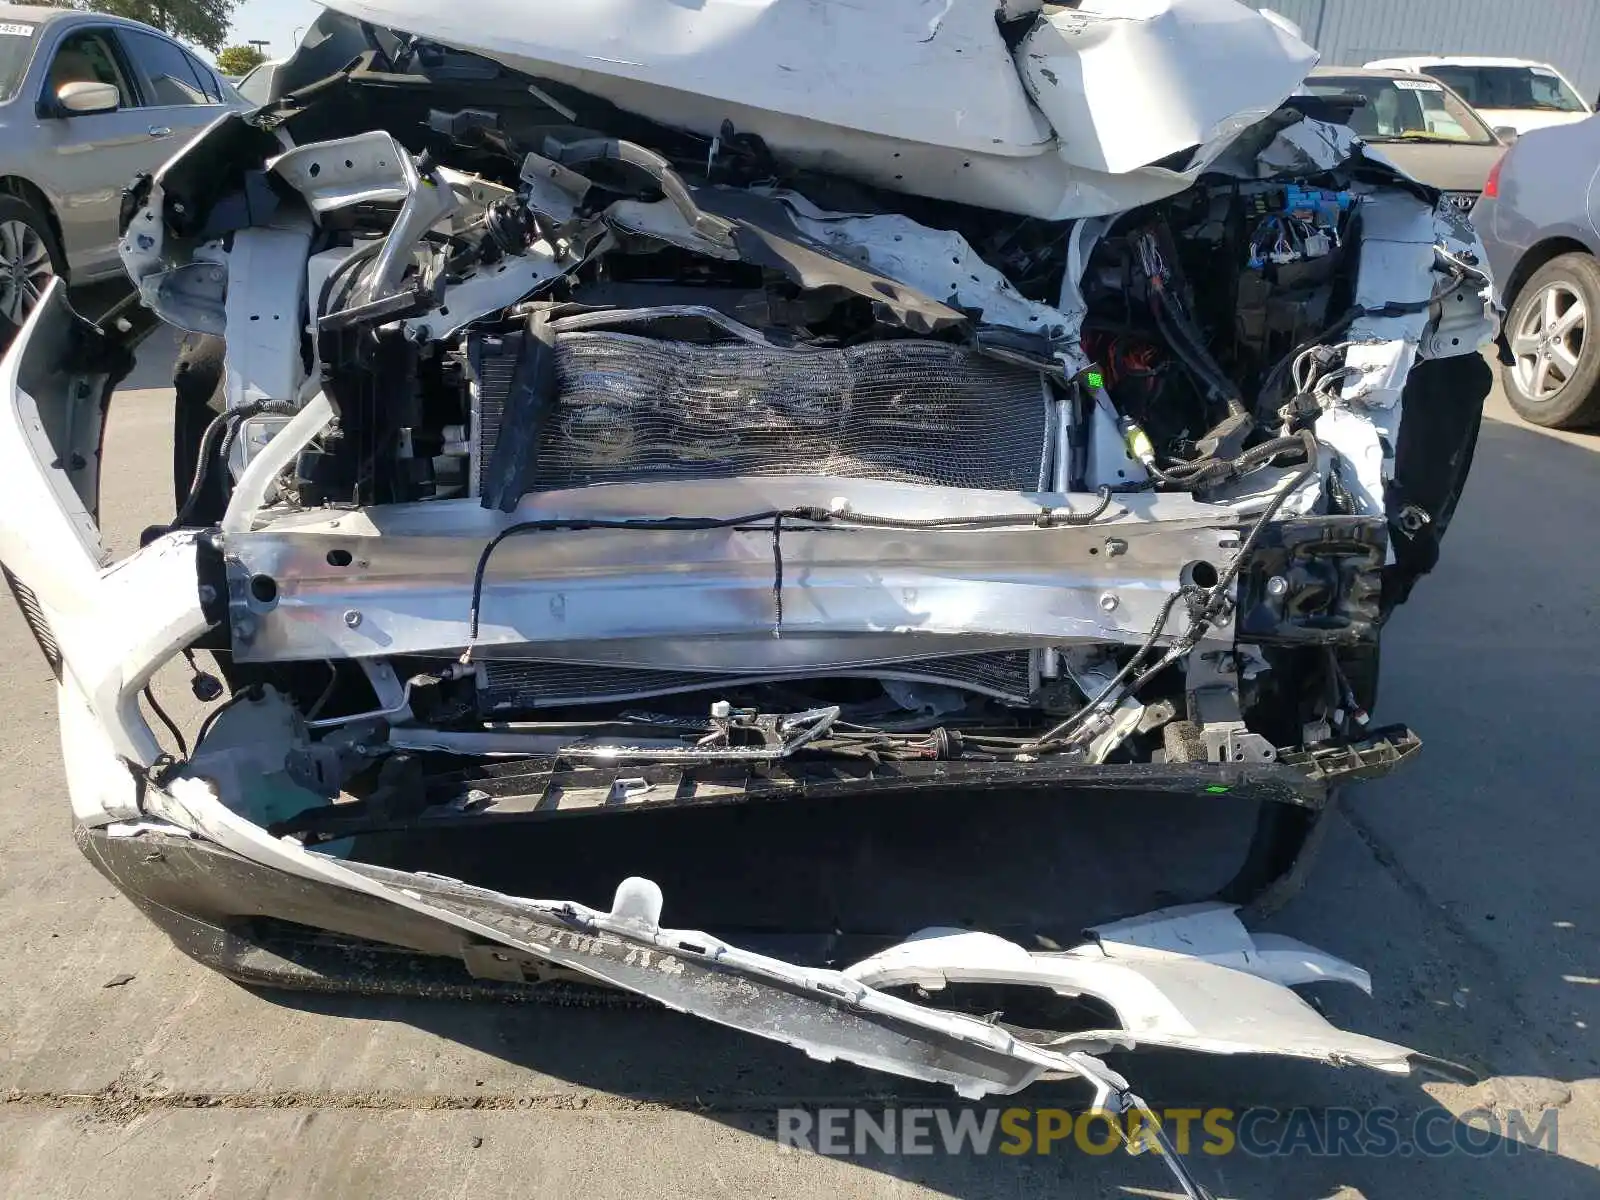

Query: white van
<box><xmin>1364</xmin><ymin>56</ymin><xmax>1592</xmax><ymax>135</ymax></box>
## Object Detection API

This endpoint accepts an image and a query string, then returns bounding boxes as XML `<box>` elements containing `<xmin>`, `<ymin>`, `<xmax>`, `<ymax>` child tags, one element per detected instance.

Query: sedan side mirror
<box><xmin>56</xmin><ymin>80</ymin><xmax>120</xmax><ymax>115</ymax></box>
<box><xmin>1494</xmin><ymin>126</ymin><xmax>1520</xmax><ymax>145</ymax></box>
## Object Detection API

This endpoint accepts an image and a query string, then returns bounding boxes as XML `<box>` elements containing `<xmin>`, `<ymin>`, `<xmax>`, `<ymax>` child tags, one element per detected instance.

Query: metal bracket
<box><xmin>519</xmin><ymin>151</ymin><xmax>592</xmax><ymax>225</ymax></box>
<box><xmin>1187</xmin><ymin>650</ymin><xmax>1276</xmax><ymax>765</ymax></box>
<box><xmin>1061</xmin><ymin>649</ymin><xmax>1147</xmax><ymax>763</ymax></box>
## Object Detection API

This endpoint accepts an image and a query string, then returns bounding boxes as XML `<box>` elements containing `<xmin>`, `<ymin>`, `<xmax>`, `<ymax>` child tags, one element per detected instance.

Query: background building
<box><xmin>1268</xmin><ymin>0</ymin><xmax>1600</xmax><ymax>102</ymax></box>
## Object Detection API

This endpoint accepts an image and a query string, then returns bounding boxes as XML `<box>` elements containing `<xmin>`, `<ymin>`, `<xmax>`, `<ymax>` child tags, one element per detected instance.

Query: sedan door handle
<box><xmin>148</xmin><ymin>126</ymin><xmax>172</xmax><ymax>138</ymax></box>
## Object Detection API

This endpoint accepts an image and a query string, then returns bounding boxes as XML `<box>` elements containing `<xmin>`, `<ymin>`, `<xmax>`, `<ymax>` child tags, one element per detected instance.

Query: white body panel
<box><xmin>0</xmin><ymin>285</ymin><xmax>211</xmax><ymax>788</ymax></box>
<box><xmin>326</xmin><ymin>0</ymin><xmax>1056</xmax><ymax>158</ymax></box>
<box><xmin>320</xmin><ymin>0</ymin><xmax>1318</xmax><ymax>218</ymax></box>
<box><xmin>1019</xmin><ymin>0</ymin><xmax>1316</xmax><ymax>176</ymax></box>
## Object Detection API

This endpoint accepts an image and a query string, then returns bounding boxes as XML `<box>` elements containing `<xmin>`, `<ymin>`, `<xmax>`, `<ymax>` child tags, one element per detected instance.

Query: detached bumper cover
<box><xmin>91</xmin><ymin>782</ymin><xmax>1469</xmax><ymax>1200</ymax></box>
<box><xmin>339</xmin><ymin>865</ymin><xmax>1469</xmax><ymax>1090</ymax></box>
<box><xmin>110</xmin><ymin>775</ymin><xmax>1469</xmax><ymax>1200</ymax></box>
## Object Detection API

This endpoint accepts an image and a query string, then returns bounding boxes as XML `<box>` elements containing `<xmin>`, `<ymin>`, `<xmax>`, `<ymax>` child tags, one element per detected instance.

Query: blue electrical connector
<box><xmin>1248</xmin><ymin>186</ymin><xmax>1359</xmax><ymax>268</ymax></box>
<box><xmin>1284</xmin><ymin>184</ymin><xmax>1356</xmax><ymax>227</ymax></box>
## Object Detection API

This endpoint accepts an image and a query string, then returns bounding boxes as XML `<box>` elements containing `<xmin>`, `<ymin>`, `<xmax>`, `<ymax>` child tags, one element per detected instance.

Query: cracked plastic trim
<box><xmin>145</xmin><ymin>776</ymin><xmax>1472</xmax><ymax>1093</ymax></box>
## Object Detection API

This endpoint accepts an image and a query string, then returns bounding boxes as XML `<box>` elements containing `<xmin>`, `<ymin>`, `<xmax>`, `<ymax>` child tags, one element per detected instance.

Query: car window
<box><xmin>1305</xmin><ymin>76</ymin><xmax>1497</xmax><ymax>145</ymax></box>
<box><xmin>0</xmin><ymin>20</ymin><xmax>40</xmax><ymax>103</ymax></box>
<box><xmin>181</xmin><ymin>48</ymin><xmax>224</xmax><ymax>103</ymax></box>
<box><xmin>1426</xmin><ymin>65</ymin><xmax>1588</xmax><ymax>113</ymax></box>
<box><xmin>235</xmin><ymin>60</ymin><xmax>276</xmax><ymax>105</ymax></box>
<box><xmin>46</xmin><ymin>29</ymin><xmax>134</xmax><ymax>109</ymax></box>
<box><xmin>118</xmin><ymin>28</ymin><xmax>212</xmax><ymax>106</ymax></box>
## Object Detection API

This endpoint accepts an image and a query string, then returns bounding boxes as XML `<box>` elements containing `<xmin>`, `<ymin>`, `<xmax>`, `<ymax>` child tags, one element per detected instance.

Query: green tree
<box><xmin>215</xmin><ymin>43</ymin><xmax>267</xmax><ymax>76</ymax></box>
<box><xmin>44</xmin><ymin>1</ymin><xmax>237</xmax><ymax>54</ymax></box>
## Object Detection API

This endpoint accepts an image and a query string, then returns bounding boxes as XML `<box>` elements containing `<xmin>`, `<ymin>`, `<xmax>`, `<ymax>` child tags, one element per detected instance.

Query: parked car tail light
<box><xmin>1483</xmin><ymin>154</ymin><xmax>1505</xmax><ymax>199</ymax></box>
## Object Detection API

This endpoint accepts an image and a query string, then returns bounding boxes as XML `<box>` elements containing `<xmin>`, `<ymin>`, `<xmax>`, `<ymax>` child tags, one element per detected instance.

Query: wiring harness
<box><xmin>1023</xmin><ymin>429</ymin><xmax>1320</xmax><ymax>754</ymax></box>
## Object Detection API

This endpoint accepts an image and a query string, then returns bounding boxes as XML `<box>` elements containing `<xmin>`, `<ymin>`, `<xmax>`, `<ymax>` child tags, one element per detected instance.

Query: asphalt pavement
<box><xmin>0</xmin><ymin>323</ymin><xmax>1596</xmax><ymax>1198</ymax></box>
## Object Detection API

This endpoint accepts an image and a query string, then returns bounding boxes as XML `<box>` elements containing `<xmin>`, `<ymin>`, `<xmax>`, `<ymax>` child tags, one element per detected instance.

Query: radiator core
<box><xmin>478</xmin><ymin>652</ymin><xmax>1037</xmax><ymax>713</ymax></box>
<box><xmin>474</xmin><ymin>331</ymin><xmax>1049</xmax><ymax>494</ymax></box>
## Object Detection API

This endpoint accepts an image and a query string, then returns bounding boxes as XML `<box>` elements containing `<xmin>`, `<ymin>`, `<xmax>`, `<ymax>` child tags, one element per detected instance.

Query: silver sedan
<box><xmin>0</xmin><ymin>4</ymin><xmax>240</xmax><ymax>338</ymax></box>
<box><xmin>1474</xmin><ymin>113</ymin><xmax>1600</xmax><ymax>429</ymax></box>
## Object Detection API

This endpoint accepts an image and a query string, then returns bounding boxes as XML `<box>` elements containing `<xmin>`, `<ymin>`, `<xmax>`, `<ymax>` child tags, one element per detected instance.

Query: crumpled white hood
<box><xmin>318</xmin><ymin>0</ymin><xmax>1318</xmax><ymax>218</ymax></box>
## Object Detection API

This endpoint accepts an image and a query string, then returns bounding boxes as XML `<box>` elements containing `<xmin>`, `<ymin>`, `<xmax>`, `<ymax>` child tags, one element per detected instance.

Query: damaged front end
<box><xmin>1</xmin><ymin>2</ymin><xmax>1495</xmax><ymax>1193</ymax></box>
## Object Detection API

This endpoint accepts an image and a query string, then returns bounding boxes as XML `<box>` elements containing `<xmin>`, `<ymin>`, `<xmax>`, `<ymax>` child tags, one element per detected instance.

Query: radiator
<box><xmin>478</xmin><ymin>652</ymin><xmax>1037</xmax><ymax>713</ymax></box>
<box><xmin>473</xmin><ymin>328</ymin><xmax>1049</xmax><ymax>495</ymax></box>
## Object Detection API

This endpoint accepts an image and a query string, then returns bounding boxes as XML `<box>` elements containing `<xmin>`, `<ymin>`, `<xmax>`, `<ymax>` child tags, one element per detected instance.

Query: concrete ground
<box><xmin>1</xmin><ymin>322</ymin><xmax>1597</xmax><ymax>1198</ymax></box>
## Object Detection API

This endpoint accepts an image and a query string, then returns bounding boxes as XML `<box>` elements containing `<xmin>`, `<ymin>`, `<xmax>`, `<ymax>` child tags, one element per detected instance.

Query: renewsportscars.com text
<box><xmin>777</xmin><ymin>1105</ymin><xmax>1560</xmax><ymax>1159</ymax></box>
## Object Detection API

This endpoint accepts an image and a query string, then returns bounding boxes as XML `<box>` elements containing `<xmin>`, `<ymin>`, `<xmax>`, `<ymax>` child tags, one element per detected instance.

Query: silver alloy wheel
<box><xmin>0</xmin><ymin>218</ymin><xmax>55</xmax><ymax>326</ymax></box>
<box><xmin>1511</xmin><ymin>282</ymin><xmax>1587</xmax><ymax>402</ymax></box>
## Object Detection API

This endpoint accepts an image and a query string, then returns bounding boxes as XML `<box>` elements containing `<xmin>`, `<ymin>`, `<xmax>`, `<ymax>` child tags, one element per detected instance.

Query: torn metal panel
<box><xmin>1251</xmin><ymin>117</ymin><xmax>1361</xmax><ymax>178</ymax></box>
<box><xmin>581</xmin><ymin>180</ymin><xmax>987</xmax><ymax>340</ymax></box>
<box><xmin>121</xmin><ymin>190</ymin><xmax>230</xmax><ymax>338</ymax></box>
<box><xmin>687</xmin><ymin>187</ymin><xmax>972</xmax><ymax>338</ymax></box>
<box><xmin>602</xmin><ymin>199</ymin><xmax>739</xmax><ymax>261</ymax></box>
<box><xmin>773</xmin><ymin>191</ymin><xmax>1082</xmax><ymax>338</ymax></box>
<box><xmin>129</xmin><ymin>256</ymin><xmax>230</xmax><ymax>338</ymax></box>
<box><xmin>118</xmin><ymin>114</ymin><xmax>282</xmax><ymax>334</ymax></box>
<box><xmin>268</xmin><ymin>131</ymin><xmax>416</xmax><ymax>213</ymax></box>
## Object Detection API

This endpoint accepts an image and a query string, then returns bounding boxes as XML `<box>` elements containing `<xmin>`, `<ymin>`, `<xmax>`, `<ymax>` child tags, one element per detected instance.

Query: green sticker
<box><xmin>1205</xmin><ymin>785</ymin><xmax>1231</xmax><ymax>795</ymax></box>
<box><xmin>1086</xmin><ymin>371</ymin><xmax>1105</xmax><ymax>389</ymax></box>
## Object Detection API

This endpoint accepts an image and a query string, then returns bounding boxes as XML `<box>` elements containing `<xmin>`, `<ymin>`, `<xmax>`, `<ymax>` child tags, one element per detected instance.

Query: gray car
<box><xmin>1473</xmin><ymin>115</ymin><xmax>1600</xmax><ymax>429</ymax></box>
<box><xmin>0</xmin><ymin>4</ymin><xmax>238</xmax><ymax>339</ymax></box>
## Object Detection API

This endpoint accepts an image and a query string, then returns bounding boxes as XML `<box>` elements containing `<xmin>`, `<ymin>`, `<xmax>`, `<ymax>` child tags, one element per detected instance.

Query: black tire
<box><xmin>1501</xmin><ymin>252</ymin><xmax>1600</xmax><ymax>429</ymax></box>
<box><xmin>0</xmin><ymin>194</ymin><xmax>66</xmax><ymax>345</ymax></box>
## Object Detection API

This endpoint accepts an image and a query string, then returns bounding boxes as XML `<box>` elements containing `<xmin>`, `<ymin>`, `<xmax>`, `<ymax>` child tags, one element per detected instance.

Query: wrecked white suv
<box><xmin>0</xmin><ymin>2</ymin><xmax>1496</xmax><ymax>1192</ymax></box>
